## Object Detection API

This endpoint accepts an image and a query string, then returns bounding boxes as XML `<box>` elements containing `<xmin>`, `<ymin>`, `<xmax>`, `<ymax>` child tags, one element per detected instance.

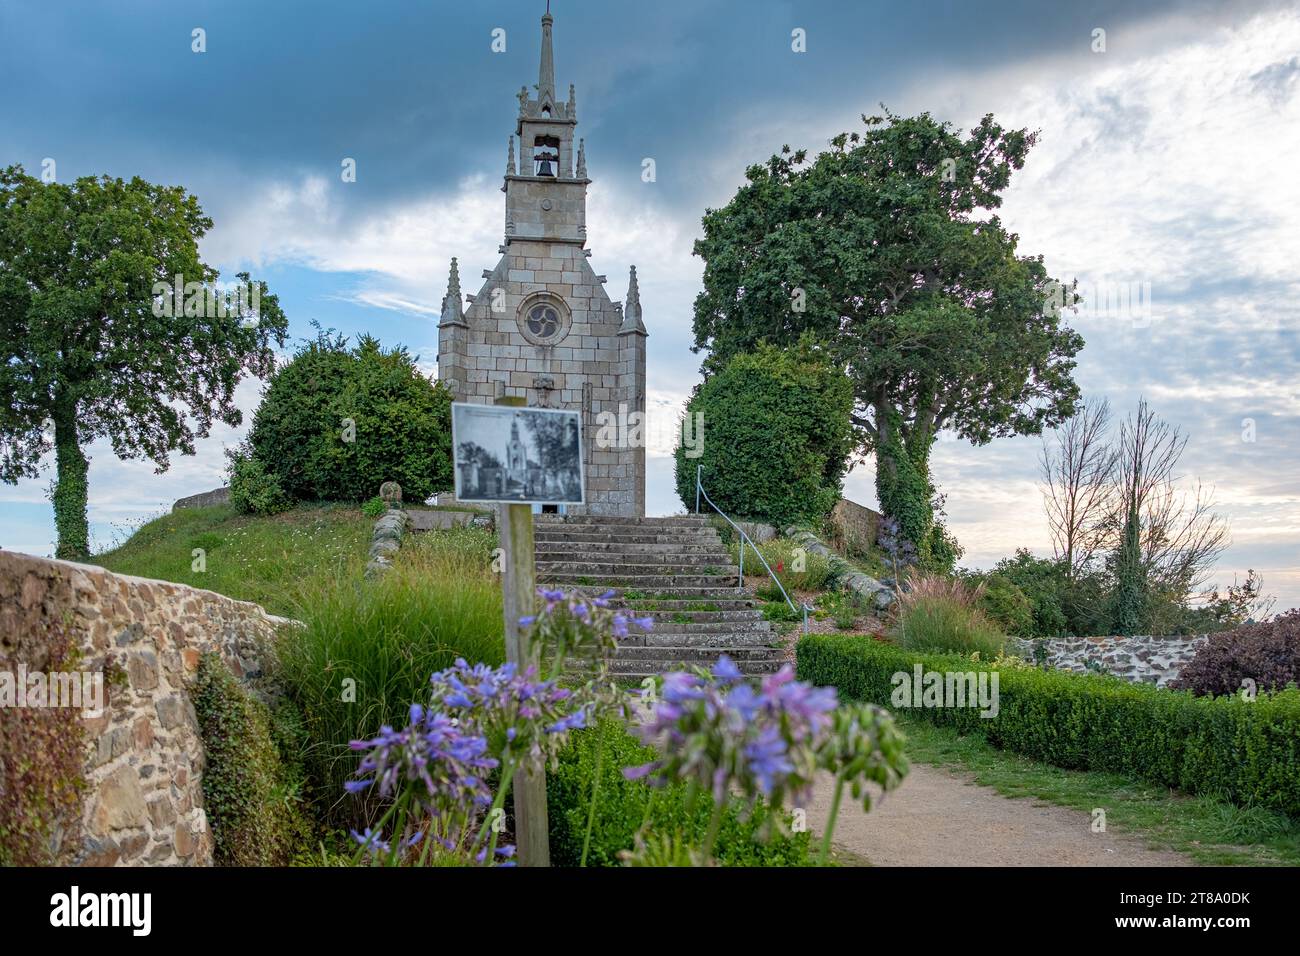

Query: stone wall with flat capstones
<box><xmin>0</xmin><ymin>549</ymin><xmax>282</xmax><ymax>866</ymax></box>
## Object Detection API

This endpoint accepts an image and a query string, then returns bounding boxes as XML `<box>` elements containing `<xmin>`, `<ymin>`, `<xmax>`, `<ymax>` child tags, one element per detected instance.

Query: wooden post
<box><xmin>495</xmin><ymin>395</ymin><xmax>550</xmax><ymax>866</ymax></box>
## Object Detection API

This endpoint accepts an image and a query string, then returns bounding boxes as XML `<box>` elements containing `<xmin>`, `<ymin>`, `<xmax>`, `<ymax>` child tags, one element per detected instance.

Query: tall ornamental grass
<box><xmin>276</xmin><ymin>526</ymin><xmax>504</xmax><ymax>825</ymax></box>
<box><xmin>892</xmin><ymin>573</ymin><xmax>1007</xmax><ymax>658</ymax></box>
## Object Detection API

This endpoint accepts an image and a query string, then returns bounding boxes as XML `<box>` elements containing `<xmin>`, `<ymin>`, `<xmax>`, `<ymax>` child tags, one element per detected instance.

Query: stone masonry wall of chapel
<box><xmin>448</xmin><ymin>239</ymin><xmax>642</xmax><ymax>516</ymax></box>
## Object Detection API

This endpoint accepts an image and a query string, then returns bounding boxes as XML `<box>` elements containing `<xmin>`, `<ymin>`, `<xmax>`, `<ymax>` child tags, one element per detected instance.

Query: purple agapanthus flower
<box><xmin>520</xmin><ymin>585</ymin><xmax>654</xmax><ymax>670</ymax></box>
<box><xmin>745</xmin><ymin>725</ymin><xmax>795</xmax><ymax>797</ymax></box>
<box><xmin>350</xmin><ymin>828</ymin><xmax>391</xmax><ymax>855</ymax></box>
<box><xmin>625</xmin><ymin>657</ymin><xmax>838</xmax><ymax>810</ymax></box>
<box><xmin>346</xmin><ymin>705</ymin><xmax>496</xmax><ymax>816</ymax></box>
<box><xmin>429</xmin><ymin>658</ymin><xmax>589</xmax><ymax>769</ymax></box>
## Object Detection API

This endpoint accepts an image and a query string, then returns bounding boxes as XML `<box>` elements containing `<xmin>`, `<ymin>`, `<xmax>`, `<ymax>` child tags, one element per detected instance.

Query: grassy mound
<box><xmin>90</xmin><ymin>503</ymin><xmax>372</xmax><ymax>617</ymax></box>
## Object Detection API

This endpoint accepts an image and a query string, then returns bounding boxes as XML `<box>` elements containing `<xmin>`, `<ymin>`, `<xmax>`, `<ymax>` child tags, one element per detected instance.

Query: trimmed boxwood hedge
<box><xmin>547</xmin><ymin>719</ymin><xmax>812</xmax><ymax>867</ymax></box>
<box><xmin>796</xmin><ymin>633</ymin><xmax>1300</xmax><ymax>819</ymax></box>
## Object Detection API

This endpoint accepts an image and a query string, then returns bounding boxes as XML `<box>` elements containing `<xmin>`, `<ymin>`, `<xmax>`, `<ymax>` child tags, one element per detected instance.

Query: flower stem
<box><xmin>473</xmin><ymin>757</ymin><xmax>516</xmax><ymax>863</ymax></box>
<box><xmin>580</xmin><ymin>720</ymin><xmax>607</xmax><ymax>867</ymax></box>
<box><xmin>700</xmin><ymin>798</ymin><xmax>725</xmax><ymax>864</ymax></box>
<box><xmin>637</xmin><ymin>787</ymin><xmax>658</xmax><ymax>837</ymax></box>
<box><xmin>818</xmin><ymin>772</ymin><xmax>846</xmax><ymax>867</ymax></box>
<box><xmin>351</xmin><ymin>795</ymin><xmax>402</xmax><ymax>867</ymax></box>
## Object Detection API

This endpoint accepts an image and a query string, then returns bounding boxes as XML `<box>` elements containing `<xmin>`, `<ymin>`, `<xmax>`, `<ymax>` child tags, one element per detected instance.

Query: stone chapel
<box><xmin>437</xmin><ymin>10</ymin><xmax>647</xmax><ymax>516</ymax></box>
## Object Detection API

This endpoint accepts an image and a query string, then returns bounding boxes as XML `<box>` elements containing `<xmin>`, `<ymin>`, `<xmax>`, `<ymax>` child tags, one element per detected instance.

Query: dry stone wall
<box><xmin>0</xmin><ymin>550</ymin><xmax>283</xmax><ymax>866</ymax></box>
<box><xmin>1017</xmin><ymin>634</ymin><xmax>1209</xmax><ymax>687</ymax></box>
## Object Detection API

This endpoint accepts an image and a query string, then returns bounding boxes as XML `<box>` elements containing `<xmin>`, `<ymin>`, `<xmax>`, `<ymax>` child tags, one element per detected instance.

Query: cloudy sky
<box><xmin>2</xmin><ymin>0</ymin><xmax>1298</xmax><ymax>609</ymax></box>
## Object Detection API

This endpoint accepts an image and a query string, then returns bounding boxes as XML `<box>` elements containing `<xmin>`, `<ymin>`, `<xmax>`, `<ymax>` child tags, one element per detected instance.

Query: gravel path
<box><xmin>804</xmin><ymin>762</ymin><xmax>1192</xmax><ymax>867</ymax></box>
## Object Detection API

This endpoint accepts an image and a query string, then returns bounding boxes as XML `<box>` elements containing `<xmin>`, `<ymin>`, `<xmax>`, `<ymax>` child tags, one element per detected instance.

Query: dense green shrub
<box><xmin>1170</xmin><ymin>609</ymin><xmax>1300</xmax><ymax>697</ymax></box>
<box><xmin>983</xmin><ymin>577</ymin><xmax>1034</xmax><ymax>637</ymax></box>
<box><xmin>361</xmin><ymin>496</ymin><xmax>386</xmax><ymax>518</ymax></box>
<box><xmin>191</xmin><ymin>654</ymin><xmax>314</xmax><ymax>865</ymax></box>
<box><xmin>674</xmin><ymin>342</ymin><xmax>854</xmax><ymax>528</ymax></box>
<box><xmin>547</xmin><ymin>719</ymin><xmax>813</xmax><ymax>867</ymax></box>
<box><xmin>981</xmin><ymin>547</ymin><xmax>1235</xmax><ymax>639</ymax></box>
<box><xmin>276</xmin><ymin>526</ymin><xmax>503</xmax><ymax>826</ymax></box>
<box><xmin>249</xmin><ymin>330</ymin><xmax>453</xmax><ymax>504</ymax></box>
<box><xmin>227</xmin><ymin>445</ymin><xmax>291</xmax><ymax>516</ymax></box>
<box><xmin>963</xmin><ymin>570</ymin><xmax>1034</xmax><ymax>637</ymax></box>
<box><xmin>892</xmin><ymin>574</ymin><xmax>1006</xmax><ymax>657</ymax></box>
<box><xmin>984</xmin><ymin>549</ymin><xmax>1092</xmax><ymax>638</ymax></box>
<box><xmin>796</xmin><ymin>633</ymin><xmax>1300</xmax><ymax>818</ymax></box>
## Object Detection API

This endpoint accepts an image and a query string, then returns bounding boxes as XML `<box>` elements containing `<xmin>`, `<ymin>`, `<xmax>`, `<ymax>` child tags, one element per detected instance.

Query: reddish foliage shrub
<box><xmin>1170</xmin><ymin>610</ymin><xmax>1300</xmax><ymax>697</ymax></box>
<box><xmin>0</xmin><ymin>623</ymin><xmax>87</xmax><ymax>865</ymax></box>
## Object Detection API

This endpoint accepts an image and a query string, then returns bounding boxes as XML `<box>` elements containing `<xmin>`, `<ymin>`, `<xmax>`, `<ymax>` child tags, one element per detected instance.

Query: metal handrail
<box><xmin>695</xmin><ymin>465</ymin><xmax>809</xmax><ymax>635</ymax></box>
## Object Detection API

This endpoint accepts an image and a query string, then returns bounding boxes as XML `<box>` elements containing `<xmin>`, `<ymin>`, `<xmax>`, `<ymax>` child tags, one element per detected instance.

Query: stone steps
<box><xmin>605</xmin><ymin>654</ymin><xmax>783</xmax><ymax>677</ymax></box>
<box><xmin>537</xmin><ymin>559</ymin><xmax>739</xmax><ymax>576</ymax></box>
<box><xmin>616</xmin><ymin>629</ymin><xmax>776</xmax><ymax>649</ymax></box>
<box><xmin>634</xmin><ymin>621</ymin><xmax>771</xmax><ymax>635</ymax></box>
<box><xmin>573</xmin><ymin>650</ymin><xmax>783</xmax><ymax>678</ymax></box>
<box><xmin>536</xmin><ymin>541</ymin><xmax>731</xmax><ymax>556</ymax></box>
<box><xmin>534</xmin><ymin>515</ymin><xmax>783</xmax><ymax>678</ymax></box>
<box><xmin>622</xmin><ymin>609</ymin><xmax>768</xmax><ymax>623</ymax></box>
<box><xmin>543</xmin><ymin>572</ymin><xmax>739</xmax><ymax>589</ymax></box>
<box><xmin>535</xmin><ymin>530</ymin><xmax>722</xmax><ymax>544</ymax></box>
<box><xmin>538</xmin><ymin>550</ymin><xmax>732</xmax><ymax>566</ymax></box>
<box><xmin>641</xmin><ymin>631</ymin><xmax>778</xmax><ymax>649</ymax></box>
<box><xmin>535</xmin><ymin>515</ymin><xmax>715</xmax><ymax>527</ymax></box>
<box><xmin>614</xmin><ymin>596</ymin><xmax>760</xmax><ymax>609</ymax></box>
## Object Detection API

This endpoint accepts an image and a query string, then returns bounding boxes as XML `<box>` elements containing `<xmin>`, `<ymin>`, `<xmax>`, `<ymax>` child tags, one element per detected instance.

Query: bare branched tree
<box><xmin>1040</xmin><ymin>397</ymin><xmax>1117</xmax><ymax>577</ymax></box>
<box><xmin>1109</xmin><ymin>398</ymin><xmax>1228</xmax><ymax>598</ymax></box>
<box><xmin>1040</xmin><ymin>396</ymin><xmax>1234</xmax><ymax>633</ymax></box>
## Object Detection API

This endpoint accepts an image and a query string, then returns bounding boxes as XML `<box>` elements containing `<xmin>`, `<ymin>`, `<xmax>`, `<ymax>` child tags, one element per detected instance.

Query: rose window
<box><xmin>526</xmin><ymin>303</ymin><xmax>561</xmax><ymax>339</ymax></box>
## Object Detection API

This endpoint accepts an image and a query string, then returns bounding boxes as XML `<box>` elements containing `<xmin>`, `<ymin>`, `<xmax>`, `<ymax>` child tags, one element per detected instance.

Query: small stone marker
<box><xmin>379</xmin><ymin>481</ymin><xmax>402</xmax><ymax>508</ymax></box>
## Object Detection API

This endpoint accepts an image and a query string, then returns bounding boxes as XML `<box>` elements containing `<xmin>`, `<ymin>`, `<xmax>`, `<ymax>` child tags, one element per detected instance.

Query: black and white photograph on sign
<box><xmin>452</xmin><ymin>403</ymin><xmax>584</xmax><ymax>505</ymax></box>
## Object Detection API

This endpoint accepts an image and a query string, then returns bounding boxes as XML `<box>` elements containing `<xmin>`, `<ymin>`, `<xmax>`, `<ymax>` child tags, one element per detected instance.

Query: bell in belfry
<box><xmin>535</xmin><ymin>147</ymin><xmax>558</xmax><ymax>177</ymax></box>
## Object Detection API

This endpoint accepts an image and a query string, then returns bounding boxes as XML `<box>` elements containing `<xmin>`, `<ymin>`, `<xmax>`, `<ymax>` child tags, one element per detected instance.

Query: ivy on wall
<box><xmin>191</xmin><ymin>654</ymin><xmax>314</xmax><ymax>866</ymax></box>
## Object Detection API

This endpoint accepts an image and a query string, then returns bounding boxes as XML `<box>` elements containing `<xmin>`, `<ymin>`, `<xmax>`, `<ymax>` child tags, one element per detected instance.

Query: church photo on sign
<box><xmin>452</xmin><ymin>402</ymin><xmax>584</xmax><ymax>505</ymax></box>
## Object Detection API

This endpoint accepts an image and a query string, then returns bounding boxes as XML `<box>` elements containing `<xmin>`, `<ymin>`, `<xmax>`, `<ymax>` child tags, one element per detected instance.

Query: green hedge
<box><xmin>547</xmin><ymin>719</ymin><xmax>812</xmax><ymax>867</ymax></box>
<box><xmin>796</xmin><ymin>633</ymin><xmax>1300</xmax><ymax>818</ymax></box>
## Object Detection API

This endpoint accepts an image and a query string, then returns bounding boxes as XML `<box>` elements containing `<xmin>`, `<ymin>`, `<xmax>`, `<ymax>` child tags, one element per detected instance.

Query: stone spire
<box><xmin>620</xmin><ymin>265</ymin><xmax>646</xmax><ymax>334</ymax></box>
<box><xmin>567</xmin><ymin>82</ymin><xmax>576</xmax><ymax>117</ymax></box>
<box><xmin>537</xmin><ymin>11</ymin><xmax>556</xmax><ymax>108</ymax></box>
<box><xmin>576</xmin><ymin>137</ymin><xmax>586</xmax><ymax>178</ymax></box>
<box><xmin>440</xmin><ymin>258</ymin><xmax>465</xmax><ymax>325</ymax></box>
<box><xmin>506</xmin><ymin>135</ymin><xmax>516</xmax><ymax>175</ymax></box>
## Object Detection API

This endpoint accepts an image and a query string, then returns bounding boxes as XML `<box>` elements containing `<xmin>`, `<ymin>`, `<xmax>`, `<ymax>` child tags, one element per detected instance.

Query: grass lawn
<box><xmin>90</xmin><ymin>503</ymin><xmax>372</xmax><ymax>617</ymax></box>
<box><xmin>896</xmin><ymin>714</ymin><xmax>1300</xmax><ymax>866</ymax></box>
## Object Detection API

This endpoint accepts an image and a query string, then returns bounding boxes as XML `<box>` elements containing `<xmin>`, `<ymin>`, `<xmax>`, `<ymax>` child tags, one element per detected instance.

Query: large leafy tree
<box><xmin>691</xmin><ymin>111</ymin><xmax>1084</xmax><ymax>564</ymax></box>
<box><xmin>0</xmin><ymin>166</ymin><xmax>287</xmax><ymax>559</ymax></box>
